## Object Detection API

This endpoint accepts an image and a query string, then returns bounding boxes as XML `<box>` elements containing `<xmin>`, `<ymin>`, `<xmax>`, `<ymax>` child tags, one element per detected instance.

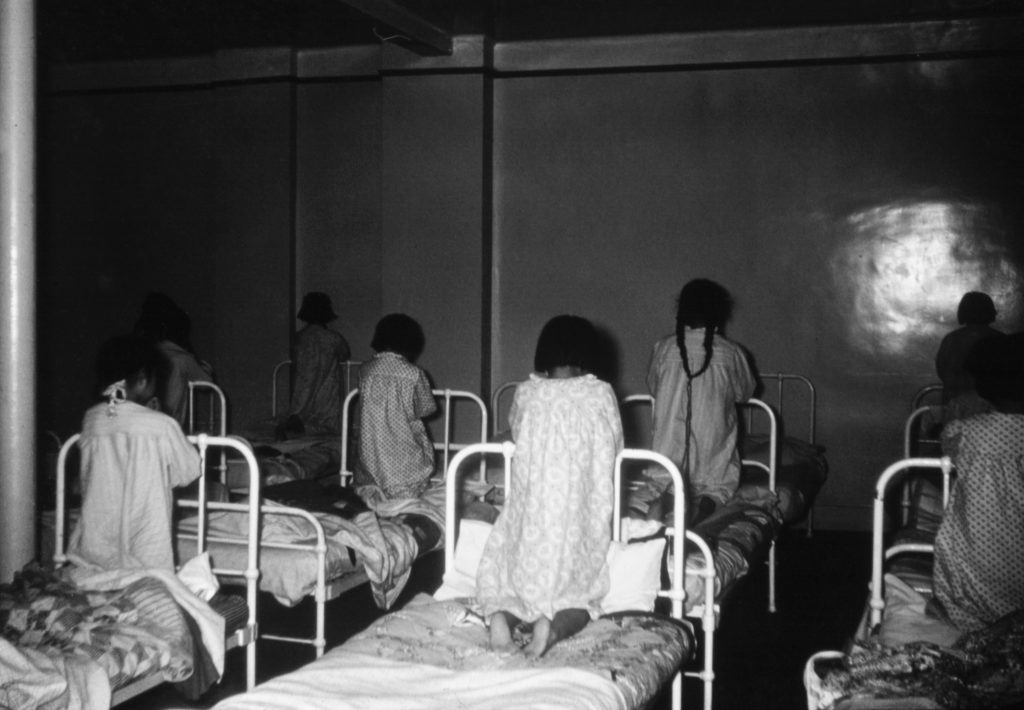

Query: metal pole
<box><xmin>0</xmin><ymin>0</ymin><xmax>37</xmax><ymax>582</ymax></box>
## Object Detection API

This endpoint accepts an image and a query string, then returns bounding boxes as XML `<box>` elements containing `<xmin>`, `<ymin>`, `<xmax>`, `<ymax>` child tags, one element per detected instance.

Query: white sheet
<box><xmin>0</xmin><ymin>637</ymin><xmax>110</xmax><ymax>710</ymax></box>
<box><xmin>202</xmin><ymin>652</ymin><xmax>626</xmax><ymax>710</ymax></box>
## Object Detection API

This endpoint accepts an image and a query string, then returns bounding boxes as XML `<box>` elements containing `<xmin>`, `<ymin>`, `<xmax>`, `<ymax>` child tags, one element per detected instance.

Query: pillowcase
<box><xmin>434</xmin><ymin>519</ymin><xmax>493</xmax><ymax>600</ymax></box>
<box><xmin>177</xmin><ymin>551</ymin><xmax>220</xmax><ymax>602</ymax></box>
<box><xmin>601</xmin><ymin>537</ymin><xmax>666</xmax><ymax>613</ymax></box>
<box><xmin>433</xmin><ymin>519</ymin><xmax>667</xmax><ymax>614</ymax></box>
<box><xmin>877</xmin><ymin>573</ymin><xmax>962</xmax><ymax>648</ymax></box>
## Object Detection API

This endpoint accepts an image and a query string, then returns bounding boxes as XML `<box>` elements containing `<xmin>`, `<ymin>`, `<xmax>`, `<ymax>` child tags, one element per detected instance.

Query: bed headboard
<box><xmin>870</xmin><ymin>456</ymin><xmax>955</xmax><ymax>629</ymax></box>
<box><xmin>271</xmin><ymin>359</ymin><xmax>362</xmax><ymax>418</ymax></box>
<box><xmin>340</xmin><ymin>387</ymin><xmax>489</xmax><ymax>486</ymax></box>
<box><xmin>442</xmin><ymin>441</ymin><xmax>717</xmax><ymax>710</ymax></box>
<box><xmin>757</xmin><ymin>373</ymin><xmax>816</xmax><ymax>445</ymax></box>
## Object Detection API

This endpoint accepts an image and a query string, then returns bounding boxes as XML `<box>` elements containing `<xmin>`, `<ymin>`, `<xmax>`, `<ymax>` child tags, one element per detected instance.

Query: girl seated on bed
<box><xmin>354</xmin><ymin>313</ymin><xmax>438</xmax><ymax>502</ymax></box>
<box><xmin>646</xmin><ymin>278</ymin><xmax>756</xmax><ymax>526</ymax></box>
<box><xmin>67</xmin><ymin>334</ymin><xmax>201</xmax><ymax>572</ymax></box>
<box><xmin>476</xmin><ymin>315</ymin><xmax>623</xmax><ymax>657</ymax></box>
<box><xmin>932</xmin><ymin>331</ymin><xmax>1024</xmax><ymax>632</ymax></box>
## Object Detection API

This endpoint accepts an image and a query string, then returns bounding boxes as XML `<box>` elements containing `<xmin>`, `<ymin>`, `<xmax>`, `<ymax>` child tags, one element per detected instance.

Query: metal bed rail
<box><xmin>617</xmin><ymin>393</ymin><xmax>780</xmax><ymax>612</ymax></box>
<box><xmin>443</xmin><ymin>443</ymin><xmax>716</xmax><ymax>710</ymax></box>
<box><xmin>187</xmin><ymin>380</ymin><xmax>228</xmax><ymax>485</ymax></box>
<box><xmin>271</xmin><ymin>359</ymin><xmax>362</xmax><ymax>418</ymax></box>
<box><xmin>55</xmin><ymin>433</ymin><xmax>262</xmax><ymax>695</ymax></box>
<box><xmin>340</xmin><ymin>387</ymin><xmax>489</xmax><ymax>487</ymax></box>
<box><xmin>490</xmin><ymin>380</ymin><xmax>519</xmax><ymax>439</ymax></box>
<box><xmin>869</xmin><ymin>456</ymin><xmax>954</xmax><ymax>629</ymax></box>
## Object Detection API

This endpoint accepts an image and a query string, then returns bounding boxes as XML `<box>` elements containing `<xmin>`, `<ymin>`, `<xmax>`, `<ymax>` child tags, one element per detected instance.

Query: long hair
<box><xmin>675</xmin><ymin>279</ymin><xmax>735</xmax><ymax>379</ymax></box>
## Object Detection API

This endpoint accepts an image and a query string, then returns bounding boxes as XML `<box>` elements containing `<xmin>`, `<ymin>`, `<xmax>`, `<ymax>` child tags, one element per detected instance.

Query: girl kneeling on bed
<box><xmin>476</xmin><ymin>315</ymin><xmax>623</xmax><ymax>657</ymax></box>
<box><xmin>67</xmin><ymin>334</ymin><xmax>201</xmax><ymax>572</ymax></box>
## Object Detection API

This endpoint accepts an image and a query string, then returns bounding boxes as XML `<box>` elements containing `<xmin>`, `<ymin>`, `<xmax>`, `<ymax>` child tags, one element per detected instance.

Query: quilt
<box><xmin>0</xmin><ymin>563</ymin><xmax>193</xmax><ymax>709</ymax></box>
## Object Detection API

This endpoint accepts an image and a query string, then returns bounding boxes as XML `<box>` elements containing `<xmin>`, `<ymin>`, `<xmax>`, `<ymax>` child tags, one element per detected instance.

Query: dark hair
<box><xmin>94</xmin><ymin>335</ymin><xmax>167</xmax><ymax>400</ymax></box>
<box><xmin>297</xmin><ymin>291</ymin><xmax>338</xmax><ymax>324</ymax></box>
<box><xmin>371</xmin><ymin>313</ymin><xmax>425</xmax><ymax>361</ymax></box>
<box><xmin>533</xmin><ymin>315</ymin><xmax>598</xmax><ymax>374</ymax></box>
<box><xmin>957</xmin><ymin>291</ymin><xmax>997</xmax><ymax>326</ymax></box>
<box><xmin>967</xmin><ymin>331</ymin><xmax>1024</xmax><ymax>404</ymax></box>
<box><xmin>675</xmin><ymin>279</ymin><xmax>734</xmax><ymax>379</ymax></box>
<box><xmin>134</xmin><ymin>292</ymin><xmax>193</xmax><ymax>352</ymax></box>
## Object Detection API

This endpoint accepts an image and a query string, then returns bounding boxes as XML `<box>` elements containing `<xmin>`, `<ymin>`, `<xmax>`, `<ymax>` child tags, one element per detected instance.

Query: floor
<box><xmin>122</xmin><ymin>528</ymin><xmax>872</xmax><ymax>710</ymax></box>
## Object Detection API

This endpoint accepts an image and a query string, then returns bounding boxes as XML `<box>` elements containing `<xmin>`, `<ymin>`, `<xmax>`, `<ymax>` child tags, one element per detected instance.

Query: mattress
<box><xmin>805</xmin><ymin>576</ymin><xmax>1024</xmax><ymax>710</ymax></box>
<box><xmin>0</xmin><ymin>563</ymin><xmax>195</xmax><ymax>708</ymax></box>
<box><xmin>176</xmin><ymin>484</ymin><xmax>446</xmax><ymax>607</ymax></box>
<box><xmin>203</xmin><ymin>594</ymin><xmax>694</xmax><ymax>710</ymax></box>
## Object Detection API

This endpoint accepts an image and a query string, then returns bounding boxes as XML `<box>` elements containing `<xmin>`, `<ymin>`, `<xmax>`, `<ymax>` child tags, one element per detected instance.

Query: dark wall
<box><xmin>40</xmin><ymin>79</ymin><xmax>293</xmax><ymax>435</ymax></box>
<box><xmin>40</xmin><ymin>89</ymin><xmax>217</xmax><ymax>434</ymax></box>
<box><xmin>492</xmin><ymin>57</ymin><xmax>1024</xmax><ymax>526</ymax></box>
<box><xmin>296</xmin><ymin>80</ymin><xmax>382</xmax><ymax>363</ymax></box>
<box><xmin>38</xmin><ymin>36</ymin><xmax>1024</xmax><ymax>529</ymax></box>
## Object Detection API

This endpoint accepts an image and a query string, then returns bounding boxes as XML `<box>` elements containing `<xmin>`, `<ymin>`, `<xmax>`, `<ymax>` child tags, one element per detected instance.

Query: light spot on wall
<box><xmin>831</xmin><ymin>199</ymin><xmax>1022</xmax><ymax>362</ymax></box>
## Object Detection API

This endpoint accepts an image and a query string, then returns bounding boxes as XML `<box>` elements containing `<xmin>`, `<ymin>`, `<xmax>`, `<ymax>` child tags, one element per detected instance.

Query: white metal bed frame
<box><xmin>271</xmin><ymin>359</ymin><xmax>362</xmax><ymax>419</ymax></box>
<box><xmin>183</xmin><ymin>381</ymin><xmax>488</xmax><ymax>656</ymax></box>
<box><xmin>620</xmin><ymin>392</ymin><xmax>781</xmax><ymax>614</ymax></box>
<box><xmin>900</xmin><ymin>383</ymin><xmax>945</xmax><ymax>525</ymax></box>
<box><xmin>869</xmin><ymin>456</ymin><xmax>954</xmax><ymax>628</ymax></box>
<box><xmin>53</xmin><ymin>433</ymin><xmax>262</xmax><ymax>702</ymax></box>
<box><xmin>340</xmin><ymin>386</ymin><xmax>489</xmax><ymax>487</ymax></box>
<box><xmin>189</xmin><ymin>379</ymin><xmax>490</xmax><ymax>488</ymax></box>
<box><xmin>444</xmin><ymin>442</ymin><xmax>718</xmax><ymax>710</ymax></box>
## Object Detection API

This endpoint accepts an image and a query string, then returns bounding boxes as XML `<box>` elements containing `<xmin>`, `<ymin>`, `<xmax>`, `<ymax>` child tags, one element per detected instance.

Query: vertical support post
<box><xmin>0</xmin><ymin>0</ymin><xmax>37</xmax><ymax>582</ymax></box>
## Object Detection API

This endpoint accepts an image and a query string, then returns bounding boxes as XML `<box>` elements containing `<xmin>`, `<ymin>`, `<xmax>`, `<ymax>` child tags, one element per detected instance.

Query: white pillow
<box><xmin>433</xmin><ymin>520</ymin><xmax>667</xmax><ymax>614</ymax></box>
<box><xmin>601</xmin><ymin>537</ymin><xmax>667</xmax><ymax>614</ymax></box>
<box><xmin>434</xmin><ymin>519</ymin><xmax>494</xmax><ymax>600</ymax></box>
<box><xmin>177</xmin><ymin>552</ymin><xmax>220</xmax><ymax>602</ymax></box>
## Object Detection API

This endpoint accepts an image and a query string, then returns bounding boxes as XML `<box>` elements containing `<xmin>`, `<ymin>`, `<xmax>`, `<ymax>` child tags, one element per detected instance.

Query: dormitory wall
<box><xmin>490</xmin><ymin>57</ymin><xmax>1024</xmax><ymax>528</ymax></box>
<box><xmin>41</xmin><ymin>67</ymin><xmax>293</xmax><ymax>437</ymax></box>
<box><xmin>295</xmin><ymin>80</ymin><xmax>382</xmax><ymax>365</ymax></box>
<box><xmin>39</xmin><ymin>33</ymin><xmax>1024</xmax><ymax>531</ymax></box>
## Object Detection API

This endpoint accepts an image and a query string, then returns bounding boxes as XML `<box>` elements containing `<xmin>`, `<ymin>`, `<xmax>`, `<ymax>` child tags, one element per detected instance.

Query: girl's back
<box><xmin>477</xmin><ymin>373</ymin><xmax>622</xmax><ymax>621</ymax></box>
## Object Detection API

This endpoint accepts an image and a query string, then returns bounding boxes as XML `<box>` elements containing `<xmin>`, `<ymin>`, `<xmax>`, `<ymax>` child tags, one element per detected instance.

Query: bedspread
<box><xmin>202</xmin><ymin>594</ymin><xmax>693</xmax><ymax>710</ymax></box>
<box><xmin>680</xmin><ymin>497</ymin><xmax>782</xmax><ymax>611</ymax></box>
<box><xmin>177</xmin><ymin>482</ymin><xmax>446</xmax><ymax>608</ymax></box>
<box><xmin>0</xmin><ymin>564</ymin><xmax>193</xmax><ymax>709</ymax></box>
<box><xmin>807</xmin><ymin>609</ymin><xmax>1024</xmax><ymax>709</ymax></box>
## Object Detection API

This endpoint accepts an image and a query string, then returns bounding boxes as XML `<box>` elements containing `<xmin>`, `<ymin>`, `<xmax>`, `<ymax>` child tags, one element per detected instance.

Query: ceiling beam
<box><xmin>338</xmin><ymin>0</ymin><xmax>452</xmax><ymax>55</ymax></box>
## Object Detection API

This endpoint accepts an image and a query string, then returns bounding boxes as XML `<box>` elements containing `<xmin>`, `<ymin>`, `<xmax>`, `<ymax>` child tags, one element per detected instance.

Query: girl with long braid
<box><xmin>646</xmin><ymin>279</ymin><xmax>757</xmax><ymax>525</ymax></box>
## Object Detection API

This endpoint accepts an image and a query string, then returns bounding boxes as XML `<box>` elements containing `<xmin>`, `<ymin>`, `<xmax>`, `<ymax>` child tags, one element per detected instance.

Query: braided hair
<box><xmin>673</xmin><ymin>279</ymin><xmax>735</xmax><ymax>496</ymax></box>
<box><xmin>675</xmin><ymin>279</ymin><xmax>735</xmax><ymax>378</ymax></box>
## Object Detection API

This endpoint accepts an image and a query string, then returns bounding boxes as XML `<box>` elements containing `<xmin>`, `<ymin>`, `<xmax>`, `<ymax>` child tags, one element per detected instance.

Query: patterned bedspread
<box><xmin>176</xmin><ymin>482</ymin><xmax>447</xmax><ymax>608</ymax></box>
<box><xmin>807</xmin><ymin>609</ymin><xmax>1024</xmax><ymax>709</ymax></box>
<box><xmin>0</xmin><ymin>563</ymin><xmax>193</xmax><ymax>708</ymax></box>
<box><xmin>681</xmin><ymin>498</ymin><xmax>782</xmax><ymax>610</ymax></box>
<box><xmin>204</xmin><ymin>594</ymin><xmax>693</xmax><ymax>710</ymax></box>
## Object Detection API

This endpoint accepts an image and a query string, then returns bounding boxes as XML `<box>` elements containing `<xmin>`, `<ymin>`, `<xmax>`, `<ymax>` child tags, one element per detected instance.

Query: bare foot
<box><xmin>488</xmin><ymin>612</ymin><xmax>516</xmax><ymax>652</ymax></box>
<box><xmin>524</xmin><ymin>616</ymin><xmax>551</xmax><ymax>657</ymax></box>
<box><xmin>526</xmin><ymin>609</ymin><xmax>590</xmax><ymax>658</ymax></box>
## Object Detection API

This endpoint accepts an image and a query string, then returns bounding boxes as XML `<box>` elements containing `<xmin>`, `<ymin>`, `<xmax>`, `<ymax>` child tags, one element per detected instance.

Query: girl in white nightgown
<box><xmin>68</xmin><ymin>335</ymin><xmax>200</xmax><ymax>572</ymax></box>
<box><xmin>476</xmin><ymin>315</ymin><xmax>623</xmax><ymax>657</ymax></box>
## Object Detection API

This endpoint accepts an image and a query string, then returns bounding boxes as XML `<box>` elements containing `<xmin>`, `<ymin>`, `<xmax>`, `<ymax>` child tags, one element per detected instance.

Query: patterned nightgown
<box><xmin>933</xmin><ymin>412</ymin><xmax>1024</xmax><ymax>631</ymax></box>
<box><xmin>476</xmin><ymin>373</ymin><xmax>623</xmax><ymax>621</ymax></box>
